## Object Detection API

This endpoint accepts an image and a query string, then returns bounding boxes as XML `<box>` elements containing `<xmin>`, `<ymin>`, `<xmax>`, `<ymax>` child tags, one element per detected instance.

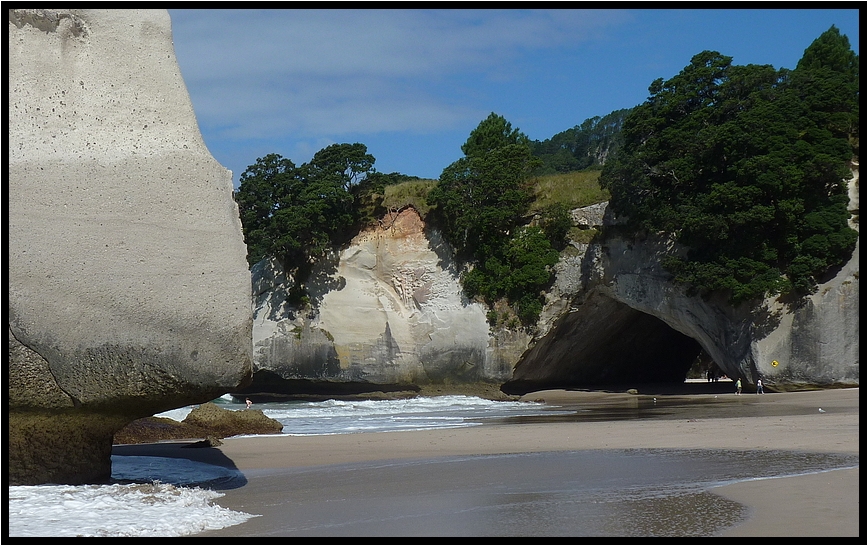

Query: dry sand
<box><xmin>113</xmin><ymin>387</ymin><xmax>861</xmax><ymax>538</ymax></box>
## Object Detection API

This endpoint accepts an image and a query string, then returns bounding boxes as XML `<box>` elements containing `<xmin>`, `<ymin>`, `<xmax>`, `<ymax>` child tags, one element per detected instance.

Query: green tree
<box><xmin>432</xmin><ymin>145</ymin><xmax>538</xmax><ymax>258</ymax></box>
<box><xmin>601</xmin><ymin>27</ymin><xmax>858</xmax><ymax>303</ymax></box>
<box><xmin>461</xmin><ymin>112</ymin><xmax>531</xmax><ymax>158</ymax></box>
<box><xmin>305</xmin><ymin>142</ymin><xmax>375</xmax><ymax>190</ymax></box>
<box><xmin>234</xmin><ymin>144</ymin><xmax>376</xmax><ymax>302</ymax></box>
<box><xmin>431</xmin><ymin>114</ymin><xmax>557</xmax><ymax>325</ymax></box>
<box><xmin>234</xmin><ymin>153</ymin><xmax>297</xmax><ymax>266</ymax></box>
<box><xmin>431</xmin><ymin>113</ymin><xmax>539</xmax><ymax>258</ymax></box>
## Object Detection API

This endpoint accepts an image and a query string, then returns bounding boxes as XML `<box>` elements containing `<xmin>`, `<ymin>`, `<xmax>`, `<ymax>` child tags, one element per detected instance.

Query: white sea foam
<box><xmin>8</xmin><ymin>456</ymin><xmax>255</xmax><ymax>537</ymax></box>
<box><xmin>8</xmin><ymin>482</ymin><xmax>252</xmax><ymax>537</ymax></box>
<box><xmin>258</xmin><ymin>395</ymin><xmax>566</xmax><ymax>436</ymax></box>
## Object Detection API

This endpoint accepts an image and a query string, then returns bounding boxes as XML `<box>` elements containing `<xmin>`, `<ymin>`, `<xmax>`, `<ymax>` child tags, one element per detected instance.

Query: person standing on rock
<box><xmin>735</xmin><ymin>378</ymin><xmax>742</xmax><ymax>395</ymax></box>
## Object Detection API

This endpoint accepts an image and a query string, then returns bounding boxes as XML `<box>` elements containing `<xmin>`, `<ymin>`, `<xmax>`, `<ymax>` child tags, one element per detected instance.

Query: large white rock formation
<box><xmin>249</xmin><ymin>208</ymin><xmax>525</xmax><ymax>393</ymax></box>
<box><xmin>8</xmin><ymin>9</ymin><xmax>252</xmax><ymax>485</ymax></box>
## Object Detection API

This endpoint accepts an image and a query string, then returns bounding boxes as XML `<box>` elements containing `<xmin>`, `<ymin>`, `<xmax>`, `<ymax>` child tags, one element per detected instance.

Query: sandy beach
<box><xmin>113</xmin><ymin>387</ymin><xmax>861</xmax><ymax>538</ymax></box>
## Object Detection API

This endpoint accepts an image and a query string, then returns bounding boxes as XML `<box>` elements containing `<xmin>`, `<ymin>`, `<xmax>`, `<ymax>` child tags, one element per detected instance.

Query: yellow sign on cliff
<box><xmin>772</xmin><ymin>360</ymin><xmax>779</xmax><ymax>367</ymax></box>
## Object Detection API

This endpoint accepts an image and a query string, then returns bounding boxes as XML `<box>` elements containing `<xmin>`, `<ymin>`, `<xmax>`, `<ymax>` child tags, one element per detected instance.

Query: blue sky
<box><xmin>167</xmin><ymin>8</ymin><xmax>861</xmax><ymax>186</ymax></box>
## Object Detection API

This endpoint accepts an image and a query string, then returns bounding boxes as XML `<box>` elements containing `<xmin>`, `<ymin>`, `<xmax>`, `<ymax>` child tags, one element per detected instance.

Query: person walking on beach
<box><xmin>756</xmin><ymin>378</ymin><xmax>763</xmax><ymax>394</ymax></box>
<box><xmin>735</xmin><ymin>378</ymin><xmax>742</xmax><ymax>395</ymax></box>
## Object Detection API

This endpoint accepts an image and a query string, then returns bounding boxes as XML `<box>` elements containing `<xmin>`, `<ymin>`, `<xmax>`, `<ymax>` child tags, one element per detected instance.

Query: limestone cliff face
<box><xmin>751</xmin><ymin>245</ymin><xmax>859</xmax><ymax>387</ymax></box>
<box><xmin>252</xmin><ymin>185</ymin><xmax>858</xmax><ymax>396</ymax></box>
<box><xmin>248</xmin><ymin>208</ymin><xmax>527</xmax><ymax>394</ymax></box>
<box><xmin>8</xmin><ymin>9</ymin><xmax>252</xmax><ymax>485</ymax></box>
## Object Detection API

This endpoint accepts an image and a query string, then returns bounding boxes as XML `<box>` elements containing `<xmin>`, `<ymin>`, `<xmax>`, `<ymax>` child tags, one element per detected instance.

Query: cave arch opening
<box><xmin>502</xmin><ymin>294</ymin><xmax>720</xmax><ymax>395</ymax></box>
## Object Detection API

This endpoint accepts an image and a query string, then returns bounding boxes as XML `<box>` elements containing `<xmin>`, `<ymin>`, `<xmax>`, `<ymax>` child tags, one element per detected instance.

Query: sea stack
<box><xmin>8</xmin><ymin>9</ymin><xmax>253</xmax><ymax>485</ymax></box>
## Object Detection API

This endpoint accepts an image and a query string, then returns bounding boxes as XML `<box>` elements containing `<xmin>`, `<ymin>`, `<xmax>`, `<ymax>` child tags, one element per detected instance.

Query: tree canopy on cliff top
<box><xmin>234</xmin><ymin>143</ymin><xmax>375</xmax><ymax>301</ymax></box>
<box><xmin>600</xmin><ymin>26</ymin><xmax>858</xmax><ymax>303</ymax></box>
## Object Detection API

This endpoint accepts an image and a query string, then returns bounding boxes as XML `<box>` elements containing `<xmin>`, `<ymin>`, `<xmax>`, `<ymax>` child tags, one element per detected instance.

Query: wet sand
<box><xmin>113</xmin><ymin>387</ymin><xmax>861</xmax><ymax>537</ymax></box>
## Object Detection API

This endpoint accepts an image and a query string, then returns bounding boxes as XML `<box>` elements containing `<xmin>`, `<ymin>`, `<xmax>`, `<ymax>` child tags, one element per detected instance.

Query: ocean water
<box><xmin>156</xmin><ymin>394</ymin><xmax>574</xmax><ymax>436</ymax></box>
<box><xmin>7</xmin><ymin>395</ymin><xmax>569</xmax><ymax>537</ymax></box>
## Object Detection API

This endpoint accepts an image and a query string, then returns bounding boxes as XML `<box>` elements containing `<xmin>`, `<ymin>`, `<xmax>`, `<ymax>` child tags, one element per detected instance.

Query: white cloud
<box><xmin>192</xmin><ymin>75</ymin><xmax>476</xmax><ymax>140</ymax></box>
<box><xmin>169</xmin><ymin>9</ymin><xmax>628</xmax><ymax>141</ymax></box>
